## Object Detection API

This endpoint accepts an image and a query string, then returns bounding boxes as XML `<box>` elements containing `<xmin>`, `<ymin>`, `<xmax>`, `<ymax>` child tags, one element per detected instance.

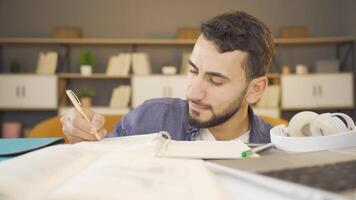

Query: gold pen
<box><xmin>65</xmin><ymin>89</ymin><xmax>100</xmax><ymax>140</ymax></box>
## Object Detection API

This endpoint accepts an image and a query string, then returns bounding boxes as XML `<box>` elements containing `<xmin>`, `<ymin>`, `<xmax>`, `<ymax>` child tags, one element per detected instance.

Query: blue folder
<box><xmin>0</xmin><ymin>137</ymin><xmax>64</xmax><ymax>161</ymax></box>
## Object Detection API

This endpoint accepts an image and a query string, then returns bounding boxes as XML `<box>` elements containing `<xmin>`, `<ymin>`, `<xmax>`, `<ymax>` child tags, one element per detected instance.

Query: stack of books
<box><xmin>109</xmin><ymin>85</ymin><xmax>131</xmax><ymax>108</ymax></box>
<box><xmin>36</xmin><ymin>52</ymin><xmax>58</xmax><ymax>74</ymax></box>
<box><xmin>180</xmin><ymin>52</ymin><xmax>191</xmax><ymax>74</ymax></box>
<box><xmin>106</xmin><ymin>52</ymin><xmax>151</xmax><ymax>76</ymax></box>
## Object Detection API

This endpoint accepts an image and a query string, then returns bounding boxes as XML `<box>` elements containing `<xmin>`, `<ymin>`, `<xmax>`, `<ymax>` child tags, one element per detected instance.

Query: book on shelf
<box><xmin>106</xmin><ymin>53</ymin><xmax>131</xmax><ymax>76</ymax></box>
<box><xmin>255</xmin><ymin>85</ymin><xmax>280</xmax><ymax>108</ymax></box>
<box><xmin>36</xmin><ymin>52</ymin><xmax>58</xmax><ymax>74</ymax></box>
<box><xmin>132</xmin><ymin>52</ymin><xmax>151</xmax><ymax>75</ymax></box>
<box><xmin>0</xmin><ymin>132</ymin><xmax>233</xmax><ymax>200</ymax></box>
<box><xmin>109</xmin><ymin>85</ymin><xmax>131</xmax><ymax>108</ymax></box>
<box><xmin>180</xmin><ymin>52</ymin><xmax>191</xmax><ymax>74</ymax></box>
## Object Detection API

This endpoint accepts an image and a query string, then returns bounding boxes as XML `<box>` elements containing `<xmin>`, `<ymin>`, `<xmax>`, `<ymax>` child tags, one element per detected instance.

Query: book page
<box><xmin>0</xmin><ymin>133</ymin><xmax>226</xmax><ymax>200</ymax></box>
<box><xmin>0</xmin><ymin>145</ymin><xmax>100</xmax><ymax>200</ymax></box>
<box><xmin>75</xmin><ymin>132</ymin><xmax>162</xmax><ymax>154</ymax></box>
<box><xmin>48</xmin><ymin>155</ymin><xmax>225</xmax><ymax>200</ymax></box>
<box><xmin>0</xmin><ymin>133</ymin><xmax>162</xmax><ymax>200</ymax></box>
<box><xmin>158</xmin><ymin>140</ymin><xmax>255</xmax><ymax>159</ymax></box>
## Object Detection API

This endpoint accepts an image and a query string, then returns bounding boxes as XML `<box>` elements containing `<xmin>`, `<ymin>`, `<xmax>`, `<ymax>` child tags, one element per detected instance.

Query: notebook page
<box><xmin>158</xmin><ymin>140</ymin><xmax>255</xmax><ymax>159</ymax></box>
<box><xmin>0</xmin><ymin>145</ymin><xmax>100</xmax><ymax>200</ymax></box>
<box><xmin>74</xmin><ymin>132</ymin><xmax>162</xmax><ymax>154</ymax></box>
<box><xmin>49</xmin><ymin>155</ymin><xmax>226</xmax><ymax>200</ymax></box>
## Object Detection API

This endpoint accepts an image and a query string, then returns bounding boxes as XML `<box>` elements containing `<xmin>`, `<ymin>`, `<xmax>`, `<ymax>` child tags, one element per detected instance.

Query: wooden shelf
<box><xmin>58</xmin><ymin>73</ymin><xmax>131</xmax><ymax>79</ymax></box>
<box><xmin>0</xmin><ymin>36</ymin><xmax>353</xmax><ymax>46</ymax></box>
<box><xmin>281</xmin><ymin>106</ymin><xmax>355</xmax><ymax>111</ymax></box>
<box><xmin>0</xmin><ymin>107</ymin><xmax>58</xmax><ymax>111</ymax></box>
<box><xmin>58</xmin><ymin>106</ymin><xmax>131</xmax><ymax>115</ymax></box>
<box><xmin>274</xmin><ymin>36</ymin><xmax>354</xmax><ymax>45</ymax></box>
<box><xmin>0</xmin><ymin>38</ymin><xmax>196</xmax><ymax>46</ymax></box>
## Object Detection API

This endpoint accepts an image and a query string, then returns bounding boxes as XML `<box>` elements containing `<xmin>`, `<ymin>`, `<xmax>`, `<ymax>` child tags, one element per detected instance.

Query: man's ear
<box><xmin>245</xmin><ymin>76</ymin><xmax>268</xmax><ymax>104</ymax></box>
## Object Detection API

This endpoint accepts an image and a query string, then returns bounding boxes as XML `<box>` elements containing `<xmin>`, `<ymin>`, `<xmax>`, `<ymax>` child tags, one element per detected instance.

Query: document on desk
<box><xmin>0</xmin><ymin>133</ymin><xmax>227</xmax><ymax>200</ymax></box>
<box><xmin>76</xmin><ymin>131</ymin><xmax>254</xmax><ymax>159</ymax></box>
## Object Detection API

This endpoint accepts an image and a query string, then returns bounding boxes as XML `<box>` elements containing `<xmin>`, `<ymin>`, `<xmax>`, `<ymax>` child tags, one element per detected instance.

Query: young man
<box><xmin>61</xmin><ymin>10</ymin><xmax>275</xmax><ymax>144</ymax></box>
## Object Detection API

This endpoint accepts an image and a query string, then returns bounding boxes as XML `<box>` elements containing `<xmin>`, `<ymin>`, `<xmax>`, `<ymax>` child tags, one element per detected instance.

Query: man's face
<box><xmin>186</xmin><ymin>35</ymin><xmax>249</xmax><ymax>128</ymax></box>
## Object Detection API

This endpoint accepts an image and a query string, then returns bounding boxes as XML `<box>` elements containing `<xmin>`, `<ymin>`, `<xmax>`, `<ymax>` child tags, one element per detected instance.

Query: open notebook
<box><xmin>78</xmin><ymin>131</ymin><xmax>254</xmax><ymax>159</ymax></box>
<box><xmin>0</xmin><ymin>132</ymin><xmax>256</xmax><ymax>200</ymax></box>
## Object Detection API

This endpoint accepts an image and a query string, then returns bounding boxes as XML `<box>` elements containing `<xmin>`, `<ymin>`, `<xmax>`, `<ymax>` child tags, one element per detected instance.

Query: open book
<box><xmin>0</xmin><ymin>132</ymin><xmax>237</xmax><ymax>200</ymax></box>
<box><xmin>153</xmin><ymin>132</ymin><xmax>253</xmax><ymax>159</ymax></box>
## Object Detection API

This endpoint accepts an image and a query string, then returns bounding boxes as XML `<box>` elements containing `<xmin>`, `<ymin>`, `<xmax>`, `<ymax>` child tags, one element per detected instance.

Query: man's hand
<box><xmin>60</xmin><ymin>108</ymin><xmax>108</xmax><ymax>143</ymax></box>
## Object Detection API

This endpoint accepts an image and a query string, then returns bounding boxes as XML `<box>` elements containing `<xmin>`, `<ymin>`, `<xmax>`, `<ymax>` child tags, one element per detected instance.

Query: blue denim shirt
<box><xmin>112</xmin><ymin>98</ymin><xmax>272</xmax><ymax>143</ymax></box>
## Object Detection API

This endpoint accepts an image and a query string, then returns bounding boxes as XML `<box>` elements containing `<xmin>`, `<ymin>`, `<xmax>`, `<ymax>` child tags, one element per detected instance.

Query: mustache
<box><xmin>187</xmin><ymin>98</ymin><xmax>212</xmax><ymax>109</ymax></box>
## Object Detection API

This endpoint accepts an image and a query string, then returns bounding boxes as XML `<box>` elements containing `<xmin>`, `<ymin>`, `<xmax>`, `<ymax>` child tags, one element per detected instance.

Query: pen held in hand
<box><xmin>241</xmin><ymin>143</ymin><xmax>274</xmax><ymax>158</ymax></box>
<box><xmin>65</xmin><ymin>89</ymin><xmax>101</xmax><ymax>140</ymax></box>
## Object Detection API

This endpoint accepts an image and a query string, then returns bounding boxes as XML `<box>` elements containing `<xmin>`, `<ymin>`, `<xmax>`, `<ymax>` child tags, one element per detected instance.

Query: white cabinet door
<box><xmin>0</xmin><ymin>75</ymin><xmax>58</xmax><ymax>109</ymax></box>
<box><xmin>281</xmin><ymin>75</ymin><xmax>316</xmax><ymax>109</ymax></box>
<box><xmin>0</xmin><ymin>76</ymin><xmax>22</xmax><ymax>107</ymax></box>
<box><xmin>281</xmin><ymin>73</ymin><xmax>354</xmax><ymax>109</ymax></box>
<box><xmin>316</xmin><ymin>74</ymin><xmax>353</xmax><ymax>108</ymax></box>
<box><xmin>132</xmin><ymin>75</ymin><xmax>187</xmax><ymax>107</ymax></box>
<box><xmin>166</xmin><ymin>76</ymin><xmax>188</xmax><ymax>98</ymax></box>
<box><xmin>21</xmin><ymin>76</ymin><xmax>58</xmax><ymax>109</ymax></box>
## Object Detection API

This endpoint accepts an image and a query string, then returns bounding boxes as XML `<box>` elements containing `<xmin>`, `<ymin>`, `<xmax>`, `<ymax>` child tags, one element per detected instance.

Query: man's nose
<box><xmin>186</xmin><ymin>78</ymin><xmax>206</xmax><ymax>101</ymax></box>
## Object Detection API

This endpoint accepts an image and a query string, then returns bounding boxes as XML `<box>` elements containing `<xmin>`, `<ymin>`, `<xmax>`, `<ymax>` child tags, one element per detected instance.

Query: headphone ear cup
<box><xmin>330</xmin><ymin>113</ymin><xmax>355</xmax><ymax>131</ymax></box>
<box><xmin>309</xmin><ymin>113</ymin><xmax>347</xmax><ymax>136</ymax></box>
<box><xmin>288</xmin><ymin>111</ymin><xmax>318</xmax><ymax>137</ymax></box>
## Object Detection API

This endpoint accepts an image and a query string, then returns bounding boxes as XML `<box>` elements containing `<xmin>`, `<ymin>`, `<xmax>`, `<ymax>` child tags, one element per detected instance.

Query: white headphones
<box><xmin>288</xmin><ymin>111</ymin><xmax>355</xmax><ymax>137</ymax></box>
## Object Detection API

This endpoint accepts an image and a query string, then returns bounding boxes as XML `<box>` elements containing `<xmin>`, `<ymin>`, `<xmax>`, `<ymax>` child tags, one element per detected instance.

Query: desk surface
<box><xmin>212</xmin><ymin>147</ymin><xmax>356</xmax><ymax>173</ymax></box>
<box><xmin>210</xmin><ymin>147</ymin><xmax>356</xmax><ymax>199</ymax></box>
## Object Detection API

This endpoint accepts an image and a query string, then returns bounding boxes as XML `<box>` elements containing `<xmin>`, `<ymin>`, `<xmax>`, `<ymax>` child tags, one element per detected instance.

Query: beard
<box><xmin>187</xmin><ymin>88</ymin><xmax>247</xmax><ymax>128</ymax></box>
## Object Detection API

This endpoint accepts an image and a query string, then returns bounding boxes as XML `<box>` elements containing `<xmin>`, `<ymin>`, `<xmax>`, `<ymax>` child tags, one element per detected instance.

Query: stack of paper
<box><xmin>106</xmin><ymin>53</ymin><xmax>131</xmax><ymax>76</ymax></box>
<box><xmin>109</xmin><ymin>85</ymin><xmax>131</xmax><ymax>108</ymax></box>
<box><xmin>36</xmin><ymin>52</ymin><xmax>58</xmax><ymax>74</ymax></box>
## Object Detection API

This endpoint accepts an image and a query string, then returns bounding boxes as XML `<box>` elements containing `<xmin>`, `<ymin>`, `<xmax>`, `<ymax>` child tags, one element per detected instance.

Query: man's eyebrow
<box><xmin>188</xmin><ymin>59</ymin><xmax>230</xmax><ymax>80</ymax></box>
<box><xmin>188</xmin><ymin>59</ymin><xmax>198</xmax><ymax>70</ymax></box>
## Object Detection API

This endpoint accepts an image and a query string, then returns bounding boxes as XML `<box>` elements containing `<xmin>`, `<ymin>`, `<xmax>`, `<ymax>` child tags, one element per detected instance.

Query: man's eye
<box><xmin>210</xmin><ymin>78</ymin><xmax>223</xmax><ymax>86</ymax></box>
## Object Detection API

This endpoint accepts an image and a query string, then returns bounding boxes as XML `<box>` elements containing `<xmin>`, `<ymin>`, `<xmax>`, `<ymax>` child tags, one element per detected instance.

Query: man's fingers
<box><xmin>66</xmin><ymin>135</ymin><xmax>85</xmax><ymax>144</ymax></box>
<box><xmin>69</xmin><ymin>110</ymin><xmax>97</xmax><ymax>133</ymax></box>
<box><xmin>82</xmin><ymin>108</ymin><xmax>96</xmax><ymax>119</ymax></box>
<box><xmin>62</xmin><ymin>118</ymin><xmax>97</xmax><ymax>141</ymax></box>
<box><xmin>91</xmin><ymin>114</ymin><xmax>105</xmax><ymax>130</ymax></box>
<box><xmin>97</xmin><ymin>128</ymin><xmax>108</xmax><ymax>139</ymax></box>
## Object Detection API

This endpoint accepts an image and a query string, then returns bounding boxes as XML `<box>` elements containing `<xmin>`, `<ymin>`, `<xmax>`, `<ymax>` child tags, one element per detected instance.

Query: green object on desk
<box><xmin>0</xmin><ymin>137</ymin><xmax>64</xmax><ymax>161</ymax></box>
<box><xmin>241</xmin><ymin>143</ymin><xmax>274</xmax><ymax>158</ymax></box>
<box><xmin>241</xmin><ymin>150</ymin><xmax>253</xmax><ymax>158</ymax></box>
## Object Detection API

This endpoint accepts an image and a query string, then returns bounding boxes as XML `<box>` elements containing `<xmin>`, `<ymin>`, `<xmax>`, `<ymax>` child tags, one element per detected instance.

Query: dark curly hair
<box><xmin>201</xmin><ymin>11</ymin><xmax>274</xmax><ymax>81</ymax></box>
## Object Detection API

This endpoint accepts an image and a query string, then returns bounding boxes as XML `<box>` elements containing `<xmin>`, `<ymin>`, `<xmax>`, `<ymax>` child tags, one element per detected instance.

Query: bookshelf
<box><xmin>0</xmin><ymin>36</ymin><xmax>355</xmax><ymax>137</ymax></box>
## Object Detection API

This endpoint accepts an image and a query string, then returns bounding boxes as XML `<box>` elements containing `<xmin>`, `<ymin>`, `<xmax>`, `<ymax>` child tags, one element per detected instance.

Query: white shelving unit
<box><xmin>0</xmin><ymin>36</ymin><xmax>355</xmax><ymax>135</ymax></box>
